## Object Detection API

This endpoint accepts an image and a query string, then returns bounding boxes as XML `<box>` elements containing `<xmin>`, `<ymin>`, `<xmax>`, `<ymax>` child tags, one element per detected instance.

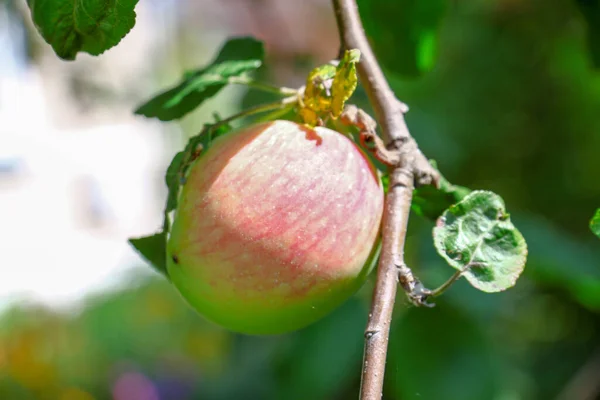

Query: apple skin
<box><xmin>166</xmin><ymin>120</ymin><xmax>384</xmax><ymax>335</ymax></box>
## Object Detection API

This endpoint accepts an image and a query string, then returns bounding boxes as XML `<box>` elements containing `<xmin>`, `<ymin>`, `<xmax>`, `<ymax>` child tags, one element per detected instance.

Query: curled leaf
<box><xmin>300</xmin><ymin>49</ymin><xmax>361</xmax><ymax>125</ymax></box>
<box><xmin>433</xmin><ymin>191</ymin><xmax>527</xmax><ymax>293</ymax></box>
<box><xmin>301</xmin><ymin>64</ymin><xmax>337</xmax><ymax>125</ymax></box>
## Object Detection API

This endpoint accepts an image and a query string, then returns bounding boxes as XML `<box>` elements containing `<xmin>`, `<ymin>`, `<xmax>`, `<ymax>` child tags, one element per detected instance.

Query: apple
<box><xmin>167</xmin><ymin>120</ymin><xmax>384</xmax><ymax>334</ymax></box>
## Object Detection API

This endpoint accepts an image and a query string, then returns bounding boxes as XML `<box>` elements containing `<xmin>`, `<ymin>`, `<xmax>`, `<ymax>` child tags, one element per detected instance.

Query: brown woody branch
<box><xmin>331</xmin><ymin>0</ymin><xmax>440</xmax><ymax>399</ymax></box>
<box><xmin>339</xmin><ymin>104</ymin><xmax>401</xmax><ymax>167</ymax></box>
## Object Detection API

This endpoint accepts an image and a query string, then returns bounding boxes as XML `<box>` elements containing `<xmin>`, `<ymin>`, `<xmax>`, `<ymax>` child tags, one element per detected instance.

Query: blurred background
<box><xmin>1</xmin><ymin>0</ymin><xmax>600</xmax><ymax>399</ymax></box>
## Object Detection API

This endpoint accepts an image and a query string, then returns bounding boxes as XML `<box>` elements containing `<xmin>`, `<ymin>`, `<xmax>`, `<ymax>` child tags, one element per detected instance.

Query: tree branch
<box><xmin>332</xmin><ymin>0</ymin><xmax>438</xmax><ymax>187</ymax></box>
<box><xmin>330</xmin><ymin>0</ymin><xmax>439</xmax><ymax>399</ymax></box>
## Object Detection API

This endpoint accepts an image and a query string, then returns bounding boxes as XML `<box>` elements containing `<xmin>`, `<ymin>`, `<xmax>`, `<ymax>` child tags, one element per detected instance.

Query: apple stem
<box><xmin>331</xmin><ymin>0</ymin><xmax>441</xmax><ymax>399</ymax></box>
<box><xmin>253</xmin><ymin>104</ymin><xmax>297</xmax><ymax>123</ymax></box>
<box><xmin>227</xmin><ymin>76</ymin><xmax>299</xmax><ymax>96</ymax></box>
<box><xmin>206</xmin><ymin>95</ymin><xmax>299</xmax><ymax>131</ymax></box>
<box><xmin>427</xmin><ymin>269</ymin><xmax>466</xmax><ymax>298</ymax></box>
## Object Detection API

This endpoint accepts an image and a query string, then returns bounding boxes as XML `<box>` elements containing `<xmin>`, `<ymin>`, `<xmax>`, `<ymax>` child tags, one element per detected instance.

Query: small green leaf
<box><xmin>383</xmin><ymin>161</ymin><xmax>470</xmax><ymax>220</ymax></box>
<box><xmin>27</xmin><ymin>0</ymin><xmax>139</xmax><ymax>60</ymax></box>
<box><xmin>381</xmin><ymin>174</ymin><xmax>389</xmax><ymax>193</ymax></box>
<box><xmin>135</xmin><ymin>37</ymin><xmax>264</xmax><ymax>121</ymax></box>
<box><xmin>591</xmin><ymin>209</ymin><xmax>600</xmax><ymax>239</ymax></box>
<box><xmin>164</xmin><ymin>120</ymin><xmax>232</xmax><ymax>216</ymax></box>
<box><xmin>129</xmin><ymin>232</ymin><xmax>168</xmax><ymax>278</ymax></box>
<box><xmin>331</xmin><ymin>49</ymin><xmax>361</xmax><ymax>118</ymax></box>
<box><xmin>412</xmin><ymin>162</ymin><xmax>471</xmax><ymax>220</ymax></box>
<box><xmin>433</xmin><ymin>191</ymin><xmax>527</xmax><ymax>293</ymax></box>
<box><xmin>165</xmin><ymin>152</ymin><xmax>184</xmax><ymax>213</ymax></box>
<box><xmin>131</xmin><ymin>119</ymin><xmax>232</xmax><ymax>278</ymax></box>
<box><xmin>179</xmin><ymin>121</ymin><xmax>232</xmax><ymax>179</ymax></box>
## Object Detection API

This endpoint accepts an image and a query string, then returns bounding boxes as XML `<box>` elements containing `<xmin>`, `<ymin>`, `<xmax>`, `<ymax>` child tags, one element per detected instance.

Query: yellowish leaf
<box><xmin>332</xmin><ymin>49</ymin><xmax>361</xmax><ymax>118</ymax></box>
<box><xmin>298</xmin><ymin>49</ymin><xmax>361</xmax><ymax>126</ymax></box>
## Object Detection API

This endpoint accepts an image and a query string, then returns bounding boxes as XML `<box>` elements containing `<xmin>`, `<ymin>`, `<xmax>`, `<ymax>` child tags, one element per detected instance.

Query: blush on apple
<box><xmin>167</xmin><ymin>120</ymin><xmax>384</xmax><ymax>334</ymax></box>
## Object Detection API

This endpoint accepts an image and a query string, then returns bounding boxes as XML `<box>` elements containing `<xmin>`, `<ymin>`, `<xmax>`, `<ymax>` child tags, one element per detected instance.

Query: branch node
<box><xmin>364</xmin><ymin>330</ymin><xmax>378</xmax><ymax>340</ymax></box>
<box><xmin>339</xmin><ymin>104</ymin><xmax>401</xmax><ymax>166</ymax></box>
<box><xmin>407</xmin><ymin>281</ymin><xmax>435</xmax><ymax>308</ymax></box>
<box><xmin>397</xmin><ymin>100</ymin><xmax>410</xmax><ymax>113</ymax></box>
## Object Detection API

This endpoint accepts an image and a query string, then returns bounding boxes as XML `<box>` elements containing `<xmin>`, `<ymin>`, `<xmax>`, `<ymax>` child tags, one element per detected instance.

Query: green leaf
<box><xmin>165</xmin><ymin>152</ymin><xmax>184</xmax><ymax>213</ymax></box>
<box><xmin>129</xmin><ymin>232</ymin><xmax>168</xmax><ymax>278</ymax></box>
<box><xmin>175</xmin><ymin>120</ymin><xmax>233</xmax><ymax>190</ymax></box>
<box><xmin>575</xmin><ymin>0</ymin><xmax>600</xmax><ymax>67</ymax></box>
<box><xmin>591</xmin><ymin>209</ymin><xmax>600</xmax><ymax>238</ymax></box>
<box><xmin>130</xmin><ymin>119</ymin><xmax>232</xmax><ymax>278</ymax></box>
<box><xmin>135</xmin><ymin>37</ymin><xmax>264</xmax><ymax>121</ymax></box>
<box><xmin>26</xmin><ymin>0</ymin><xmax>139</xmax><ymax>60</ymax></box>
<box><xmin>433</xmin><ymin>191</ymin><xmax>528</xmax><ymax>292</ymax></box>
<box><xmin>412</xmin><ymin>161</ymin><xmax>471</xmax><ymax>220</ymax></box>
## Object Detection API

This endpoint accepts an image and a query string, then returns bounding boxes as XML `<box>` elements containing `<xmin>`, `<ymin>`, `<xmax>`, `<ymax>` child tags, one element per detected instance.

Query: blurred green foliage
<box><xmin>574</xmin><ymin>0</ymin><xmax>600</xmax><ymax>67</ymax></box>
<box><xmin>591</xmin><ymin>209</ymin><xmax>600</xmax><ymax>238</ymax></box>
<box><xmin>2</xmin><ymin>0</ymin><xmax>600</xmax><ymax>399</ymax></box>
<box><xmin>358</xmin><ymin>0</ymin><xmax>447</xmax><ymax>76</ymax></box>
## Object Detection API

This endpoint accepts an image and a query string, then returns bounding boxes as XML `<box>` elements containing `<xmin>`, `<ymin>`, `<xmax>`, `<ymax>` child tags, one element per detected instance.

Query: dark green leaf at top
<box><xmin>411</xmin><ymin>160</ymin><xmax>471</xmax><ymax>220</ymax></box>
<box><xmin>135</xmin><ymin>37</ymin><xmax>264</xmax><ymax>121</ymax></box>
<box><xmin>575</xmin><ymin>0</ymin><xmax>600</xmax><ymax>67</ymax></box>
<box><xmin>129</xmin><ymin>232</ymin><xmax>168</xmax><ymax>278</ymax></box>
<box><xmin>591</xmin><ymin>209</ymin><xmax>600</xmax><ymax>238</ymax></box>
<box><xmin>433</xmin><ymin>191</ymin><xmax>527</xmax><ymax>293</ymax></box>
<box><xmin>27</xmin><ymin>0</ymin><xmax>139</xmax><ymax>60</ymax></box>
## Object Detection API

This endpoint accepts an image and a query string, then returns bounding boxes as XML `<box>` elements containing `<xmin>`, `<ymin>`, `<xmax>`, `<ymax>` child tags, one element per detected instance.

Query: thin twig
<box><xmin>330</xmin><ymin>0</ymin><xmax>439</xmax><ymax>399</ymax></box>
<box><xmin>428</xmin><ymin>268</ymin><xmax>465</xmax><ymax>298</ymax></box>
<box><xmin>227</xmin><ymin>76</ymin><xmax>298</xmax><ymax>95</ymax></box>
<box><xmin>209</xmin><ymin>95</ymin><xmax>298</xmax><ymax>129</ymax></box>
